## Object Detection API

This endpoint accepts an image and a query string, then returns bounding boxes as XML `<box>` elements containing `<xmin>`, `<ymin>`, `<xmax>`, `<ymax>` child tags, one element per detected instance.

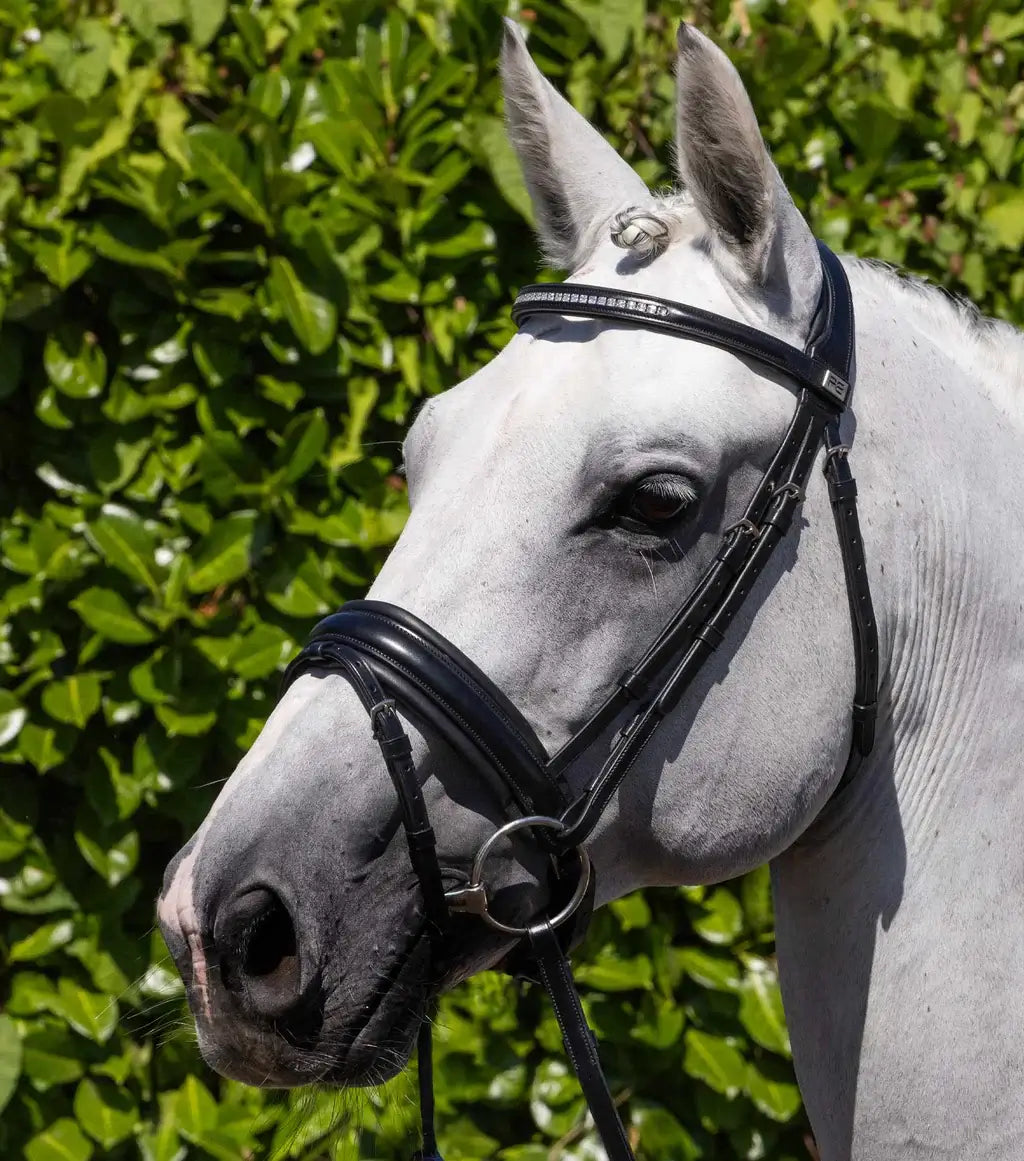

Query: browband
<box><xmin>512</xmin><ymin>241</ymin><xmax>854</xmax><ymax>411</ymax></box>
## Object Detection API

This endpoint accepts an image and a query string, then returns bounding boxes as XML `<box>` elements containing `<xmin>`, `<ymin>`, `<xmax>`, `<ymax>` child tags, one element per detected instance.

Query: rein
<box><xmin>280</xmin><ymin>240</ymin><xmax>877</xmax><ymax>1160</ymax></box>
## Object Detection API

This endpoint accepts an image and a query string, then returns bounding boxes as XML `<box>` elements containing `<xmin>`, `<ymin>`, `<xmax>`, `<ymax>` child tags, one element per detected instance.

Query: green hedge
<box><xmin>1</xmin><ymin>1</ymin><xmax>1022</xmax><ymax>1158</ymax></box>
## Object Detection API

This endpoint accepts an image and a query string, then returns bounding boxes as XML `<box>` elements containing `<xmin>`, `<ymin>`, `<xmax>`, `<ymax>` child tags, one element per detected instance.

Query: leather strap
<box><xmin>512</xmin><ymin>241</ymin><xmax>851</xmax><ymax>411</ymax></box>
<box><xmin>285</xmin><ymin>605</ymin><xmax>568</xmax><ymax>821</ymax></box>
<box><xmin>411</xmin><ymin>1022</ymin><xmax>443</xmax><ymax>1161</ymax></box>
<box><xmin>527</xmin><ymin>921</ymin><xmax>636</xmax><ymax>1161</ymax></box>
<box><xmin>823</xmin><ymin>423</ymin><xmax>878</xmax><ymax>790</ymax></box>
<box><xmin>547</xmin><ymin>386</ymin><xmax>829</xmax><ymax>775</ymax></box>
<box><xmin>557</xmin><ymin>391</ymin><xmax>834</xmax><ymax>848</ymax></box>
<box><xmin>281</xmin><ymin>642</ymin><xmax>451</xmax><ymax>939</ymax></box>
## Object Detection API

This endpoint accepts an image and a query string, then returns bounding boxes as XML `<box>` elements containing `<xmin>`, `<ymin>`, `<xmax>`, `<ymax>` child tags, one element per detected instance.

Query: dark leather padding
<box><xmin>297</xmin><ymin>600</ymin><xmax>570</xmax><ymax>818</ymax></box>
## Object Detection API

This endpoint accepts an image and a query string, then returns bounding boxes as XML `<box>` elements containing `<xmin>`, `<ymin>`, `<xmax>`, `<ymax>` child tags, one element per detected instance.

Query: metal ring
<box><xmin>458</xmin><ymin>816</ymin><xmax>591</xmax><ymax>937</ymax></box>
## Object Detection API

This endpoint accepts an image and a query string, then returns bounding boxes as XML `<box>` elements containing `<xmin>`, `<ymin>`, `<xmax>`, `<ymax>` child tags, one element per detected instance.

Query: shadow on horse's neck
<box><xmin>772</xmin><ymin>709</ymin><xmax>903</xmax><ymax>1161</ymax></box>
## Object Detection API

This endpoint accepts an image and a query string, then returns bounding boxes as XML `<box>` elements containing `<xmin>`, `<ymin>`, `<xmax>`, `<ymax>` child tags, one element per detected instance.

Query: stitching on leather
<box><xmin>539</xmin><ymin>945</ymin><xmax>633</xmax><ymax>1155</ymax></box>
<box><xmin>516</xmin><ymin>291</ymin><xmax>830</xmax><ymax>395</ymax></box>
<box><xmin>325</xmin><ymin>633</ymin><xmax>546</xmax><ymax>813</ymax></box>
<box><xmin>356</xmin><ymin>610</ymin><xmax>549</xmax><ymax>765</ymax></box>
<box><xmin>535</xmin><ymin>954</ymin><xmax>583</xmax><ymax>1076</ymax></box>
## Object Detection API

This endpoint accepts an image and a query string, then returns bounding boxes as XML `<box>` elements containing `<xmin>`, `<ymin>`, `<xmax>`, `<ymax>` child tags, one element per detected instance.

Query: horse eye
<box><xmin>612</xmin><ymin>474</ymin><xmax>698</xmax><ymax>532</ymax></box>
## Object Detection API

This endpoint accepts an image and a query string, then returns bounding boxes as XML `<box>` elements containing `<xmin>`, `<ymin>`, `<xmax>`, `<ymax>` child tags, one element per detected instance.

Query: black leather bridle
<box><xmin>280</xmin><ymin>240</ymin><xmax>877</xmax><ymax>1160</ymax></box>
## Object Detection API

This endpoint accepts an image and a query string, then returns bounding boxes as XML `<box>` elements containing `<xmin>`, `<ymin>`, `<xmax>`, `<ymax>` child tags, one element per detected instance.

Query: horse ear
<box><xmin>674</xmin><ymin>24</ymin><xmax>820</xmax><ymax>322</ymax></box>
<box><xmin>500</xmin><ymin>19</ymin><xmax>650</xmax><ymax>269</ymax></box>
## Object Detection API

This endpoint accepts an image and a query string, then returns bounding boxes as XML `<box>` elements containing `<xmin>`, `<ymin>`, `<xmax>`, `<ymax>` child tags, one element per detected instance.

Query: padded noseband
<box><xmin>287</xmin><ymin>600</ymin><xmax>569</xmax><ymax>819</ymax></box>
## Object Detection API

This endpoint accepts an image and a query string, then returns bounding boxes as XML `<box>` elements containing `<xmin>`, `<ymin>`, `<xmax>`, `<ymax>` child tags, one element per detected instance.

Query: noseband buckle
<box><xmin>444</xmin><ymin>816</ymin><xmax>592</xmax><ymax>937</ymax></box>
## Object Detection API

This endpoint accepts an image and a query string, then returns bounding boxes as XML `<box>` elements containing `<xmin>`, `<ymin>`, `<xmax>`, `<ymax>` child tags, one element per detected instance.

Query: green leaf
<box><xmin>74</xmin><ymin>1078</ymin><xmax>138</xmax><ymax>1148</ymax></box>
<box><xmin>745</xmin><ymin>1057</ymin><xmax>802</xmax><ymax>1122</ymax></box>
<box><xmin>176</xmin><ymin>1075</ymin><xmax>218</xmax><ymax>1137</ymax></box>
<box><xmin>85</xmin><ymin>507</ymin><xmax>163</xmax><ymax>594</ymax></box>
<box><xmin>574</xmin><ymin>950</ymin><xmax>653</xmax><ymax>992</ymax></box>
<box><xmin>264</xmin><ymin>547</ymin><xmax>337</xmax><ymax>617</ymax></box>
<box><xmin>70</xmin><ymin>587</ymin><xmax>156</xmax><ymax>644</ymax></box>
<box><xmin>50</xmin><ymin>19</ymin><xmax>113</xmax><ymax>101</ymax></box>
<box><xmin>471</xmin><ymin>115</ymin><xmax>533</xmax><ymax>223</ymax></box>
<box><xmin>74</xmin><ymin>829</ymin><xmax>139</xmax><ymax>887</ymax></box>
<box><xmin>0</xmin><ymin>1014</ymin><xmax>22</xmax><ymax>1116</ymax></box>
<box><xmin>683</xmin><ymin>1030</ymin><xmax>747</xmax><ymax>1097</ymax></box>
<box><xmin>266</xmin><ymin>257</ymin><xmax>338</xmax><ymax>355</ymax></box>
<box><xmin>137</xmin><ymin>1122</ymin><xmax>186</xmax><ymax>1161</ymax></box>
<box><xmin>55</xmin><ymin>979</ymin><xmax>118</xmax><ymax>1043</ymax></box>
<box><xmin>739</xmin><ymin>958</ymin><xmax>791</xmax><ymax>1056</ymax></box>
<box><xmin>88</xmin><ymin>430</ymin><xmax>152</xmax><ymax>493</ymax></box>
<box><xmin>563</xmin><ymin>0</ymin><xmax>643</xmax><ymax>62</ymax></box>
<box><xmin>677</xmin><ymin>946</ymin><xmax>741</xmax><ymax>993</ymax></box>
<box><xmin>9</xmin><ymin>919</ymin><xmax>76</xmax><ymax>962</ymax></box>
<box><xmin>248</xmin><ymin>70</ymin><xmax>290</xmax><ymax>119</ymax></box>
<box><xmin>632</xmin><ymin>1103</ymin><xmax>702</xmax><ymax>1159</ymax></box>
<box><xmin>231</xmin><ymin>623</ymin><xmax>294</xmax><ymax>680</ymax></box>
<box><xmin>187</xmin><ymin>510</ymin><xmax>259</xmax><ymax>592</ymax></box>
<box><xmin>275</xmin><ymin>408</ymin><xmax>328</xmax><ymax>483</ymax></box>
<box><xmin>58</xmin><ymin>68</ymin><xmax>153</xmax><ymax>205</ymax></box>
<box><xmin>24</xmin><ymin>1118</ymin><xmax>94</xmax><ymax>1161</ymax></box>
<box><xmin>129</xmin><ymin>649</ymin><xmax>178</xmax><ymax>705</ymax></box>
<box><xmin>739</xmin><ymin>864</ymin><xmax>773</xmax><ymax>933</ymax></box>
<box><xmin>0</xmin><ymin>689</ymin><xmax>27</xmax><ymax>747</ymax></box>
<box><xmin>983</xmin><ymin>195</ymin><xmax>1024</xmax><ymax>249</ymax></box>
<box><xmin>34</xmin><ymin>230</ymin><xmax>93</xmax><ymax>289</ymax></box>
<box><xmin>0</xmin><ymin>810</ymin><xmax>32</xmax><ymax>861</ymax></box>
<box><xmin>691</xmin><ymin>886</ymin><xmax>744</xmax><ymax>946</ymax></box>
<box><xmin>806</xmin><ymin>0</ymin><xmax>843</xmax><ymax>43</ymax></box>
<box><xmin>43</xmin><ymin>326</ymin><xmax>107</xmax><ymax>399</ymax></box>
<box><xmin>185</xmin><ymin>125</ymin><xmax>272</xmax><ymax>229</ymax></box>
<box><xmin>21</xmin><ymin>1025</ymin><xmax>87</xmax><ymax>1086</ymax></box>
<box><xmin>18</xmin><ymin>721</ymin><xmax>76</xmax><ymax>773</ymax></box>
<box><xmin>183</xmin><ymin>0</ymin><xmax>228</xmax><ymax>48</ymax></box>
<box><xmin>41</xmin><ymin>674</ymin><xmax>103</xmax><ymax>728</ymax></box>
<box><xmin>117</xmin><ymin>0</ymin><xmax>182</xmax><ymax>40</ymax></box>
<box><xmin>609</xmin><ymin>892</ymin><xmax>651</xmax><ymax>931</ymax></box>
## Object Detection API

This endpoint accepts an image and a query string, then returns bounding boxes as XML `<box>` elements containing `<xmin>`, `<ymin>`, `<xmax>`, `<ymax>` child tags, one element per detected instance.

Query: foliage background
<box><xmin>1</xmin><ymin>0</ymin><xmax>1022</xmax><ymax>1158</ymax></box>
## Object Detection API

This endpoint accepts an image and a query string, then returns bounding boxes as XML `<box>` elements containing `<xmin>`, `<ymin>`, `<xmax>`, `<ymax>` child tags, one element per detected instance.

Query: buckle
<box><xmin>368</xmin><ymin>698</ymin><xmax>398</xmax><ymax>738</ymax></box>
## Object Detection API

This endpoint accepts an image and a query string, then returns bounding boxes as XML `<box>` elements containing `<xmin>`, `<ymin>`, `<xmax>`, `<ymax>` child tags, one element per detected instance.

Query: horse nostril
<box><xmin>242</xmin><ymin>895</ymin><xmax>297</xmax><ymax>978</ymax></box>
<box><xmin>214</xmin><ymin>887</ymin><xmax>302</xmax><ymax>1019</ymax></box>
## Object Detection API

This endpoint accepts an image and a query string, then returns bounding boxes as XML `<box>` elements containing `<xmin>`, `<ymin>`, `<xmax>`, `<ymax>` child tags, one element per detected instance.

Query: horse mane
<box><xmin>849</xmin><ymin>258</ymin><xmax>1024</xmax><ymax>421</ymax></box>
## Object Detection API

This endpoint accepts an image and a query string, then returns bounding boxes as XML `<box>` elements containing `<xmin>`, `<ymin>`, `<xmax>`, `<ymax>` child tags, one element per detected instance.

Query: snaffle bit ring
<box><xmin>445</xmin><ymin>815</ymin><xmax>592</xmax><ymax>937</ymax></box>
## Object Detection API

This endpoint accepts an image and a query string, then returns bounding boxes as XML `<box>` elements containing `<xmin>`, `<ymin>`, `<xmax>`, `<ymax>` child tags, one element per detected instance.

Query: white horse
<box><xmin>159</xmin><ymin>22</ymin><xmax>1024</xmax><ymax>1160</ymax></box>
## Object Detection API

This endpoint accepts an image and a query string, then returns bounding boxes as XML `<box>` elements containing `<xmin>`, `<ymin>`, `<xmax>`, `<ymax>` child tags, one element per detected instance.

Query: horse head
<box><xmin>159</xmin><ymin>23</ymin><xmax>860</xmax><ymax>1092</ymax></box>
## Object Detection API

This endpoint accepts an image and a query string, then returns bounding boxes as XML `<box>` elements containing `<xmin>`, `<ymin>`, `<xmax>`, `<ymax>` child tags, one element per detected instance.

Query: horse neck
<box><xmin>771</xmin><ymin>269</ymin><xmax>1024</xmax><ymax>1159</ymax></box>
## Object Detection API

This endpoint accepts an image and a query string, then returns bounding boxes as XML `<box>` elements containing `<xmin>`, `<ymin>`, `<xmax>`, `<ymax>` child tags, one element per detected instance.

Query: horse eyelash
<box><xmin>635</xmin><ymin>474</ymin><xmax>698</xmax><ymax>506</ymax></box>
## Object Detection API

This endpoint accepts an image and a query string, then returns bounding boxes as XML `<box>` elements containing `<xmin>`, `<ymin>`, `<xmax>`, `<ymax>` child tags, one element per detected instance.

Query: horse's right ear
<box><xmin>500</xmin><ymin>19</ymin><xmax>650</xmax><ymax>270</ymax></box>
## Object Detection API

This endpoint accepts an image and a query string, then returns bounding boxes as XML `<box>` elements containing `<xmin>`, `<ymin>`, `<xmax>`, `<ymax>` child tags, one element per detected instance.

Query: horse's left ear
<box><xmin>674</xmin><ymin>24</ymin><xmax>821</xmax><ymax>325</ymax></box>
<box><xmin>501</xmin><ymin>19</ymin><xmax>651</xmax><ymax>270</ymax></box>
